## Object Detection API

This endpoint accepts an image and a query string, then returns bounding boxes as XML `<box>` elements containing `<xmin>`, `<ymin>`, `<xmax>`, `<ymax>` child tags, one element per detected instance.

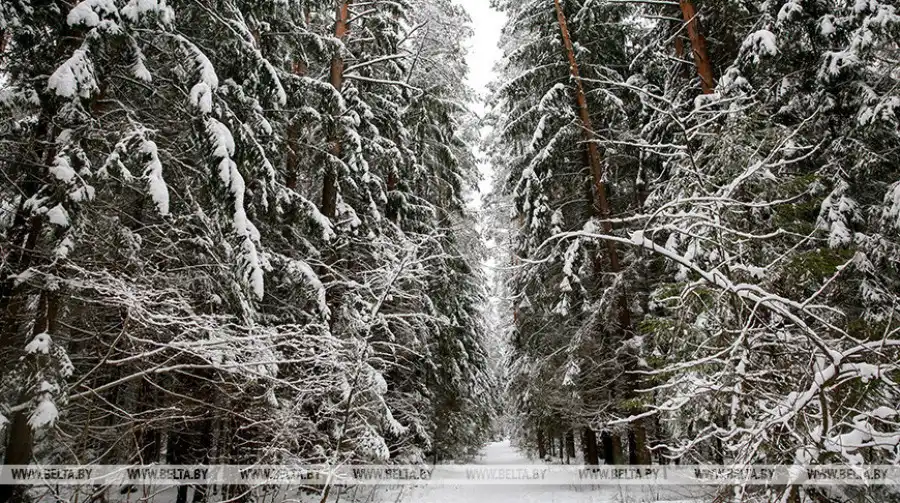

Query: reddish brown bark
<box><xmin>554</xmin><ymin>0</ymin><xmax>650</xmax><ymax>466</ymax></box>
<box><xmin>385</xmin><ymin>170</ymin><xmax>399</xmax><ymax>221</ymax></box>
<box><xmin>679</xmin><ymin>0</ymin><xmax>715</xmax><ymax>94</ymax></box>
<box><xmin>322</xmin><ymin>1</ymin><xmax>352</xmax><ymax>218</ymax></box>
<box><xmin>330</xmin><ymin>1</ymin><xmax>350</xmax><ymax>90</ymax></box>
<box><xmin>553</xmin><ymin>0</ymin><xmax>621</xmax><ymax>272</ymax></box>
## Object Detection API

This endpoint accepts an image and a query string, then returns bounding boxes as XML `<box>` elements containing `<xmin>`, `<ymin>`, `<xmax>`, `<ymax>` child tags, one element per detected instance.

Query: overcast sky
<box><xmin>454</xmin><ymin>0</ymin><xmax>506</xmax><ymax>207</ymax></box>
<box><xmin>454</xmin><ymin>0</ymin><xmax>505</xmax><ymax>115</ymax></box>
<box><xmin>453</xmin><ymin>0</ymin><xmax>505</xmax><ymax>307</ymax></box>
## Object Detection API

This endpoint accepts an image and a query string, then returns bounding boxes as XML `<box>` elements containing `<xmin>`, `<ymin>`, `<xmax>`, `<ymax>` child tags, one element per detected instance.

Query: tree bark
<box><xmin>553</xmin><ymin>0</ymin><xmax>650</xmax><ymax>466</ymax></box>
<box><xmin>553</xmin><ymin>0</ymin><xmax>621</xmax><ymax>266</ymax></box>
<box><xmin>0</xmin><ymin>107</ymin><xmax>57</xmax><ymax>502</ymax></box>
<box><xmin>0</xmin><ymin>406</ymin><xmax>33</xmax><ymax>503</ymax></box>
<box><xmin>565</xmin><ymin>430</ymin><xmax>576</xmax><ymax>463</ymax></box>
<box><xmin>322</xmin><ymin>0</ymin><xmax>352</xmax><ymax>218</ymax></box>
<box><xmin>385</xmin><ymin>170</ymin><xmax>399</xmax><ymax>221</ymax></box>
<box><xmin>679</xmin><ymin>0</ymin><xmax>715</xmax><ymax>94</ymax></box>
<box><xmin>537</xmin><ymin>428</ymin><xmax>547</xmax><ymax>460</ymax></box>
<box><xmin>610</xmin><ymin>432</ymin><xmax>625</xmax><ymax>465</ymax></box>
<box><xmin>1</xmin><ymin>290</ymin><xmax>60</xmax><ymax>503</ymax></box>
<box><xmin>628</xmin><ymin>429</ymin><xmax>638</xmax><ymax>464</ymax></box>
<box><xmin>582</xmin><ymin>427</ymin><xmax>600</xmax><ymax>466</ymax></box>
<box><xmin>631</xmin><ymin>423</ymin><xmax>651</xmax><ymax>464</ymax></box>
<box><xmin>600</xmin><ymin>430</ymin><xmax>616</xmax><ymax>465</ymax></box>
<box><xmin>285</xmin><ymin>26</ymin><xmax>310</xmax><ymax>192</ymax></box>
<box><xmin>0</xmin><ymin>108</ymin><xmax>53</xmax><ymax>343</ymax></box>
<box><xmin>650</xmin><ymin>415</ymin><xmax>669</xmax><ymax>464</ymax></box>
<box><xmin>674</xmin><ymin>33</ymin><xmax>685</xmax><ymax>61</ymax></box>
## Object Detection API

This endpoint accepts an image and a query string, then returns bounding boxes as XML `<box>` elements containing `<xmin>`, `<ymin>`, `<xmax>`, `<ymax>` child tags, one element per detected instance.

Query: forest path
<box><xmin>390</xmin><ymin>440</ymin><xmax>693</xmax><ymax>503</ymax></box>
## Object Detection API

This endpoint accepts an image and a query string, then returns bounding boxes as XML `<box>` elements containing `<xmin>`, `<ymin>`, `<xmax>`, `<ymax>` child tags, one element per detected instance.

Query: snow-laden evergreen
<box><xmin>4</xmin><ymin>0</ymin><xmax>900</xmax><ymax>502</ymax></box>
<box><xmin>489</xmin><ymin>0</ymin><xmax>900</xmax><ymax>501</ymax></box>
<box><xmin>0</xmin><ymin>1</ymin><xmax>496</xmax><ymax>501</ymax></box>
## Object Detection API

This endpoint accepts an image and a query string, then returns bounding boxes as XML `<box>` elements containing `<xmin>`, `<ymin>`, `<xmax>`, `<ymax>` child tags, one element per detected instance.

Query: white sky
<box><xmin>455</xmin><ymin>0</ymin><xmax>506</xmax><ymax>116</ymax></box>
<box><xmin>454</xmin><ymin>0</ymin><xmax>506</xmax><ymax>208</ymax></box>
<box><xmin>454</xmin><ymin>0</ymin><xmax>507</xmax><ymax>340</ymax></box>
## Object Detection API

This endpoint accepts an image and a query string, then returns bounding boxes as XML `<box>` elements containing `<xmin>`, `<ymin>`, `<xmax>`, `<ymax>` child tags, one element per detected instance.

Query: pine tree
<box><xmin>492</xmin><ymin>2</ymin><xmax>900</xmax><ymax>497</ymax></box>
<box><xmin>490</xmin><ymin>0</ymin><xmax>653</xmax><ymax>465</ymax></box>
<box><xmin>1</xmin><ymin>1</ymin><xmax>497</xmax><ymax>501</ymax></box>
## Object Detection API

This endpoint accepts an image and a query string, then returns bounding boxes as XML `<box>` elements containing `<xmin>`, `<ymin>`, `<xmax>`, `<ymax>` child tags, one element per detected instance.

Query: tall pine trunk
<box><xmin>1</xmin><ymin>290</ymin><xmax>60</xmax><ymax>503</ymax></box>
<box><xmin>537</xmin><ymin>428</ymin><xmax>547</xmax><ymax>460</ymax></box>
<box><xmin>553</xmin><ymin>0</ymin><xmax>650</xmax><ymax>466</ymax></box>
<box><xmin>600</xmin><ymin>430</ymin><xmax>616</xmax><ymax>465</ymax></box>
<box><xmin>678</xmin><ymin>0</ymin><xmax>715</xmax><ymax>94</ymax></box>
<box><xmin>582</xmin><ymin>428</ymin><xmax>600</xmax><ymax>466</ymax></box>
<box><xmin>322</xmin><ymin>0</ymin><xmax>352</xmax><ymax>218</ymax></box>
<box><xmin>284</xmin><ymin>9</ymin><xmax>312</xmax><ymax>191</ymax></box>
<box><xmin>0</xmin><ymin>104</ymin><xmax>59</xmax><ymax>503</ymax></box>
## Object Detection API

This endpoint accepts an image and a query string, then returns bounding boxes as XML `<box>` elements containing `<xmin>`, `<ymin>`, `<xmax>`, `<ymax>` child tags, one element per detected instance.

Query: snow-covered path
<box><xmin>393</xmin><ymin>441</ymin><xmax>694</xmax><ymax>503</ymax></box>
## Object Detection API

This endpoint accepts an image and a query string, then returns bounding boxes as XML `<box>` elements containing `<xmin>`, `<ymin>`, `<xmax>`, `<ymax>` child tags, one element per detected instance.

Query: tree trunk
<box><xmin>582</xmin><ymin>428</ymin><xmax>600</xmax><ymax>466</ymax></box>
<box><xmin>0</xmin><ymin>410</ymin><xmax>32</xmax><ymax>503</ymax></box>
<box><xmin>537</xmin><ymin>428</ymin><xmax>547</xmax><ymax>460</ymax></box>
<box><xmin>628</xmin><ymin>429</ymin><xmax>637</xmax><ymax>464</ymax></box>
<box><xmin>385</xmin><ymin>170</ymin><xmax>399</xmax><ymax>221</ymax></box>
<box><xmin>1</xmin><ymin>290</ymin><xmax>60</xmax><ymax>503</ymax></box>
<box><xmin>631</xmin><ymin>423</ymin><xmax>651</xmax><ymax>464</ymax></box>
<box><xmin>167</xmin><ymin>432</ymin><xmax>189</xmax><ymax>503</ymax></box>
<box><xmin>285</xmin><ymin>50</ymin><xmax>309</xmax><ymax>191</ymax></box>
<box><xmin>714</xmin><ymin>436</ymin><xmax>725</xmax><ymax>464</ymax></box>
<box><xmin>650</xmin><ymin>415</ymin><xmax>668</xmax><ymax>464</ymax></box>
<box><xmin>565</xmin><ymin>430</ymin><xmax>576</xmax><ymax>463</ymax></box>
<box><xmin>0</xmin><ymin>118</ymin><xmax>52</xmax><ymax>343</ymax></box>
<box><xmin>0</xmin><ymin>217</ymin><xmax>41</xmax><ymax>349</ymax></box>
<box><xmin>553</xmin><ymin>0</ymin><xmax>650</xmax><ymax>467</ymax></box>
<box><xmin>553</xmin><ymin>0</ymin><xmax>621</xmax><ymax>262</ymax></box>
<box><xmin>286</xmin><ymin>120</ymin><xmax>300</xmax><ymax>191</ymax></box>
<box><xmin>0</xmin><ymin>29</ymin><xmax>8</xmax><ymax>60</ymax></box>
<box><xmin>322</xmin><ymin>0</ymin><xmax>352</xmax><ymax>218</ymax></box>
<box><xmin>0</xmin><ymin>106</ymin><xmax>55</xmax><ymax>348</ymax></box>
<box><xmin>610</xmin><ymin>432</ymin><xmax>625</xmax><ymax>465</ymax></box>
<box><xmin>600</xmin><ymin>430</ymin><xmax>616</xmax><ymax>465</ymax></box>
<box><xmin>679</xmin><ymin>0</ymin><xmax>715</xmax><ymax>94</ymax></box>
<box><xmin>191</xmin><ymin>418</ymin><xmax>213</xmax><ymax>503</ymax></box>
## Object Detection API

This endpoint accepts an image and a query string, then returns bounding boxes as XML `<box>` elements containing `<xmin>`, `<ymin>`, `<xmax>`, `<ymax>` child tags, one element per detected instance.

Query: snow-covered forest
<box><xmin>489</xmin><ymin>0</ymin><xmax>900</xmax><ymax>501</ymax></box>
<box><xmin>1</xmin><ymin>0</ymin><xmax>498</xmax><ymax>501</ymax></box>
<box><xmin>2</xmin><ymin>0</ymin><xmax>900</xmax><ymax>502</ymax></box>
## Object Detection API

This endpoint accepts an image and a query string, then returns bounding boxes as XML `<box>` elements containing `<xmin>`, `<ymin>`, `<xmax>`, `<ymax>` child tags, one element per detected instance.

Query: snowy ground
<box><xmin>28</xmin><ymin>441</ymin><xmax>709</xmax><ymax>502</ymax></box>
<box><xmin>368</xmin><ymin>441</ymin><xmax>707</xmax><ymax>503</ymax></box>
